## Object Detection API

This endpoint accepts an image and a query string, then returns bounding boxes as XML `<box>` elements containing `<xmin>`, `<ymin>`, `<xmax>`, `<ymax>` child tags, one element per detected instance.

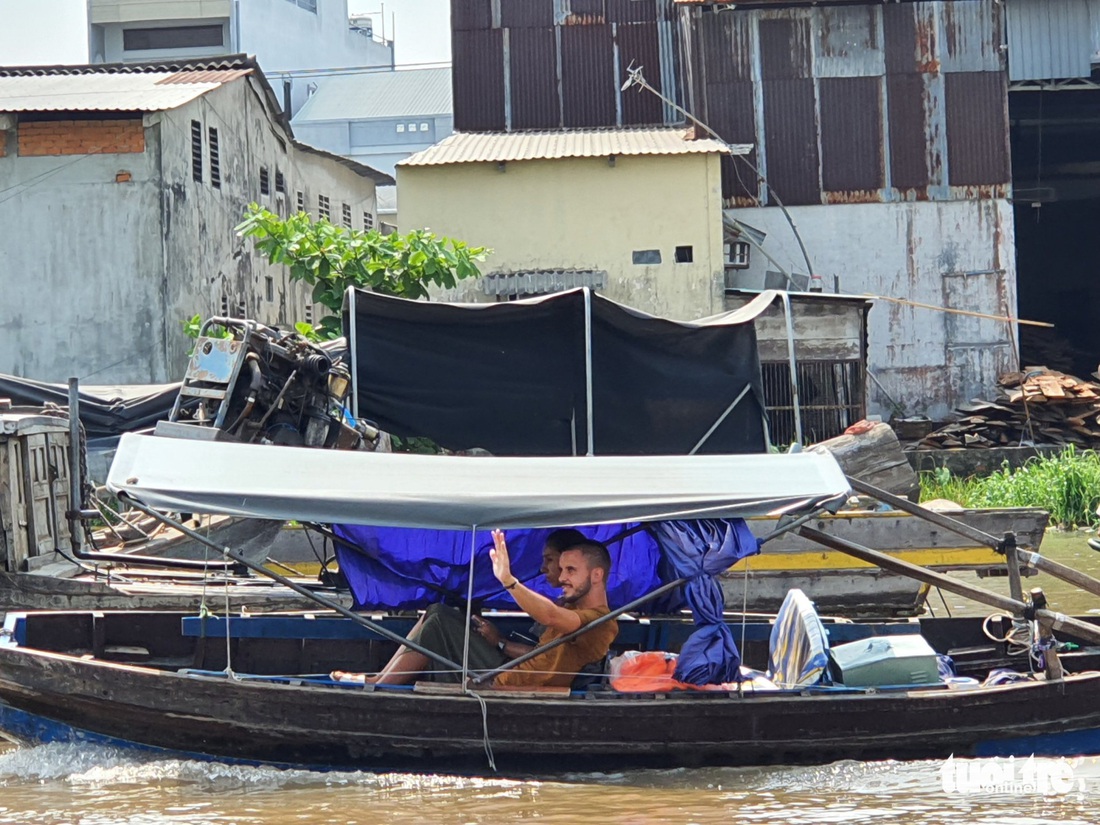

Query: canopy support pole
<box><xmin>689</xmin><ymin>383</ymin><xmax>752</xmax><ymax>456</ymax></box>
<box><xmin>780</xmin><ymin>292</ymin><xmax>803</xmax><ymax>446</ymax></box>
<box><xmin>117</xmin><ymin>494</ymin><xmax>466</xmax><ymax>674</ymax></box>
<box><xmin>472</xmin><ymin>576</ymin><xmax>688</xmax><ymax>685</ymax></box>
<box><xmin>461</xmin><ymin>525</ymin><xmax>478</xmax><ymax>684</ymax></box>
<box><xmin>67</xmin><ymin>377</ymin><xmax>82</xmax><ymax>553</ymax></box>
<box><xmin>799</xmin><ymin>525</ymin><xmax>1100</xmax><ymax>647</ymax></box>
<box><xmin>347</xmin><ymin>286</ymin><xmax>359</xmax><ymax>421</ymax></box>
<box><xmin>584</xmin><ymin>286</ymin><xmax>594</xmax><ymax>456</ymax></box>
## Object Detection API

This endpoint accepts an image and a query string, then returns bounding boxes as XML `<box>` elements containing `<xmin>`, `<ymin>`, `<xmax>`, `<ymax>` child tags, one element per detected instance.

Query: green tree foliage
<box><xmin>236</xmin><ymin>204</ymin><xmax>488</xmax><ymax>339</ymax></box>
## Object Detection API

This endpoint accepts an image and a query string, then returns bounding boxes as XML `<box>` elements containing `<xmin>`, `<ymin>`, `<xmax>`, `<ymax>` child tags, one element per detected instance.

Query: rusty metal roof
<box><xmin>0</xmin><ymin>57</ymin><xmax>254</xmax><ymax>113</ymax></box>
<box><xmin>398</xmin><ymin>127</ymin><xmax>743</xmax><ymax>166</ymax></box>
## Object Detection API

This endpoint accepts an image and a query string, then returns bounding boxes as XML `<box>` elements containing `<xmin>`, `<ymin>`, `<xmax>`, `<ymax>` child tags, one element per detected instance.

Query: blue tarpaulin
<box><xmin>655</xmin><ymin>520</ymin><xmax>761</xmax><ymax>684</ymax></box>
<box><xmin>334</xmin><ymin>518</ymin><xmax>761</xmax><ymax>684</ymax></box>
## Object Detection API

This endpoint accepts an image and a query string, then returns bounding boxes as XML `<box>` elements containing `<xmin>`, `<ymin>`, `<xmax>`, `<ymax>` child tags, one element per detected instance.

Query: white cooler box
<box><xmin>828</xmin><ymin>634</ymin><xmax>940</xmax><ymax>687</ymax></box>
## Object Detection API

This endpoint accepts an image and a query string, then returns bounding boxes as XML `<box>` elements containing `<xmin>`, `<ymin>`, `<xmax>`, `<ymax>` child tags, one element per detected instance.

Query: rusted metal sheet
<box><xmin>617</xmin><ymin>22</ymin><xmax>665</xmax><ymax>124</ymax></box>
<box><xmin>707</xmin><ymin>79</ymin><xmax>757</xmax><ymax>203</ymax></box>
<box><xmin>608</xmin><ymin>0</ymin><xmax>655</xmax><ymax>24</ymax></box>
<box><xmin>452</xmin><ymin>28</ymin><xmax>505</xmax><ymax>131</ymax></box>
<box><xmin>940</xmin><ymin>0</ymin><xmax>1002</xmax><ymax>73</ymax></box>
<box><xmin>561</xmin><ymin>24</ymin><xmax>616</xmax><ymax>126</ymax></box>
<box><xmin>883</xmin><ymin>3</ymin><xmax>939</xmax><ymax>75</ymax></box>
<box><xmin>509</xmin><ymin>27</ymin><xmax>560</xmax><ymax>129</ymax></box>
<box><xmin>760</xmin><ymin>18</ymin><xmax>812</xmax><ymax>80</ymax></box>
<box><xmin>886</xmin><ymin>73</ymin><xmax>934</xmax><ymax>191</ymax></box>
<box><xmin>944</xmin><ymin>71</ymin><xmax>1010</xmax><ymax>185</ymax></box>
<box><xmin>501</xmin><ymin>0</ymin><xmax>554</xmax><ymax>29</ymax></box>
<box><xmin>820</xmin><ymin>76</ymin><xmax>884</xmax><ymax>192</ymax></box>
<box><xmin>699</xmin><ymin>12</ymin><xmax>753</xmax><ymax>83</ymax></box>
<box><xmin>451</xmin><ymin>0</ymin><xmax>491</xmax><ymax>31</ymax></box>
<box><xmin>814</xmin><ymin>7</ymin><xmax>884</xmax><ymax>78</ymax></box>
<box><xmin>761</xmin><ymin>78</ymin><xmax>820</xmax><ymax>205</ymax></box>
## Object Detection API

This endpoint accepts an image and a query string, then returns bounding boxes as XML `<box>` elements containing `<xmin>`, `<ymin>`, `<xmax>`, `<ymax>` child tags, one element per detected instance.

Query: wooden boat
<box><xmin>3</xmin><ymin>608</ymin><xmax>1100</xmax><ymax>771</ymax></box>
<box><xmin>731</xmin><ymin>507</ymin><xmax>1050</xmax><ymax>617</ymax></box>
<box><xmin>0</xmin><ymin>434</ymin><xmax>1097</xmax><ymax>771</ymax></box>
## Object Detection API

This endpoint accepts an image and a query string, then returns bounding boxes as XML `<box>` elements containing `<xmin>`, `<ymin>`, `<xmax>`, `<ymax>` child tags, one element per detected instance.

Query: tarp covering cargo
<box><xmin>341</xmin><ymin>288</ymin><xmax>778</xmax><ymax>456</ymax></box>
<box><xmin>0</xmin><ymin>374</ymin><xmax>180</xmax><ymax>438</ymax></box>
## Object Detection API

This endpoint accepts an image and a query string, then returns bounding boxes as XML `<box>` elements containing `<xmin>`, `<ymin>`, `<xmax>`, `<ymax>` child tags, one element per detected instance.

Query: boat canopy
<box><xmin>107</xmin><ymin>433</ymin><xmax>850</xmax><ymax>530</ymax></box>
<box><xmin>342</xmin><ymin>287</ymin><xmax>778</xmax><ymax>456</ymax></box>
<box><xmin>108</xmin><ymin>434</ymin><xmax>849</xmax><ymax>686</ymax></box>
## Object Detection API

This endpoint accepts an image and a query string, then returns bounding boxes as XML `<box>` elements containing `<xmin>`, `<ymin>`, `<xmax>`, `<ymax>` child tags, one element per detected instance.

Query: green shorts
<box><xmin>411</xmin><ymin>603</ymin><xmax>507</xmax><ymax>683</ymax></box>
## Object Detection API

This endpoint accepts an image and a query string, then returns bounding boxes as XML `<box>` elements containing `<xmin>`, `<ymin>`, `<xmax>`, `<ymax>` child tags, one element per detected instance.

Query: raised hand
<box><xmin>489</xmin><ymin>528</ymin><xmax>515</xmax><ymax>586</ymax></box>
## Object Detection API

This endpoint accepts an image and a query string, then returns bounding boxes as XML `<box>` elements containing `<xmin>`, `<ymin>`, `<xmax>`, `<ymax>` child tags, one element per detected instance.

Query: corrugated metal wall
<box><xmin>1005</xmin><ymin>0</ymin><xmax>1094</xmax><ymax>81</ymax></box>
<box><xmin>450</xmin><ymin>0</ymin><xmax>683</xmax><ymax>131</ymax></box>
<box><xmin>686</xmin><ymin>1</ymin><xmax>1011</xmax><ymax>208</ymax></box>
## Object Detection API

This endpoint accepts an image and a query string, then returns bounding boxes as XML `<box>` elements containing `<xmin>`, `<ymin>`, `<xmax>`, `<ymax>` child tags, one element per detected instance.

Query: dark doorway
<box><xmin>1010</xmin><ymin>82</ymin><xmax>1100</xmax><ymax>377</ymax></box>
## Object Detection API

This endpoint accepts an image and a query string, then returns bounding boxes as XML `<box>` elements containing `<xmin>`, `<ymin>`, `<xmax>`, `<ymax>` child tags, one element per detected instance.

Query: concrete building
<box><xmin>398</xmin><ymin>127</ymin><xmax>731</xmax><ymax>321</ymax></box>
<box><xmin>87</xmin><ymin>0</ymin><xmax>394</xmax><ymax>115</ymax></box>
<box><xmin>446</xmin><ymin>0</ymin><xmax>1100</xmax><ymax>419</ymax></box>
<box><xmin>0</xmin><ymin>57</ymin><xmax>393</xmax><ymax>384</ymax></box>
<box><xmin>292</xmin><ymin>67</ymin><xmax>453</xmax><ymax>179</ymax></box>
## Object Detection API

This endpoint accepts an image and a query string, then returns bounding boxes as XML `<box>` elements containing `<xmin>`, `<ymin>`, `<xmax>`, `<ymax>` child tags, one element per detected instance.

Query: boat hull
<box><xmin>1</xmin><ymin>610</ymin><xmax>1099</xmax><ymax>772</ymax></box>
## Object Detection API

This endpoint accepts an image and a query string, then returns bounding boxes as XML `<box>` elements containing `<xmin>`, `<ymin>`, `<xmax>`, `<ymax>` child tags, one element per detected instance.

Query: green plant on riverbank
<box><xmin>919</xmin><ymin>446</ymin><xmax>1100</xmax><ymax>528</ymax></box>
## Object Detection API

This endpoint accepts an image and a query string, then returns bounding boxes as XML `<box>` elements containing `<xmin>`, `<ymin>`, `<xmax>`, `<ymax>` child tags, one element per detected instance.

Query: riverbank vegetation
<box><xmin>919</xmin><ymin>447</ymin><xmax>1100</xmax><ymax>529</ymax></box>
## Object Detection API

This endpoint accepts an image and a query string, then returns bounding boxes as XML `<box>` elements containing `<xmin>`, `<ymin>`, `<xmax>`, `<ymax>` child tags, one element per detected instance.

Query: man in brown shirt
<box><xmin>345</xmin><ymin>531</ymin><xmax>617</xmax><ymax>688</ymax></box>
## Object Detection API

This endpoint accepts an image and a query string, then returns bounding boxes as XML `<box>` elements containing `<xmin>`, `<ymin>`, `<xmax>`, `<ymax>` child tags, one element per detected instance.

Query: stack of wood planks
<box><xmin>918</xmin><ymin>368</ymin><xmax>1100</xmax><ymax>449</ymax></box>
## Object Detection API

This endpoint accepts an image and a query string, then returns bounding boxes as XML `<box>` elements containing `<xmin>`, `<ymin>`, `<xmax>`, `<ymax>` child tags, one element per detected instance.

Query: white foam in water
<box><xmin>0</xmin><ymin>742</ymin><xmax>529</xmax><ymax>793</ymax></box>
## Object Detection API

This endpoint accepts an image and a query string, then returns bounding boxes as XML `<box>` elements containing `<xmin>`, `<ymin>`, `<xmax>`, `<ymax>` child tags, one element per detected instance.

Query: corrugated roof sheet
<box><xmin>0</xmin><ymin>71</ymin><xmax>240</xmax><ymax>112</ymax></box>
<box><xmin>0</xmin><ymin>58</ymin><xmax>256</xmax><ymax>113</ymax></box>
<box><xmin>398</xmin><ymin>127</ymin><xmax>741</xmax><ymax>166</ymax></box>
<box><xmin>291</xmin><ymin>67</ymin><xmax>452</xmax><ymax>123</ymax></box>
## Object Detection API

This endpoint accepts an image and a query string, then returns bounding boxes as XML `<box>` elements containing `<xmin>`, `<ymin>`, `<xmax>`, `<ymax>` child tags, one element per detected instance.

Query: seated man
<box><xmin>339</xmin><ymin>529</ymin><xmax>617</xmax><ymax>689</ymax></box>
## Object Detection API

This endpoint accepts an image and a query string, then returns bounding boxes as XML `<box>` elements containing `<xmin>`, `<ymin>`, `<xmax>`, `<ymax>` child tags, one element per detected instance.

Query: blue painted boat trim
<box><xmin>975</xmin><ymin>727</ymin><xmax>1100</xmax><ymax>757</ymax></box>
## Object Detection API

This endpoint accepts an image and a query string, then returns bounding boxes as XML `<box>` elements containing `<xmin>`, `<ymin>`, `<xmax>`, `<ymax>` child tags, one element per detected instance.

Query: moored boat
<box><xmin>1</xmin><ymin>435</ymin><xmax>1097</xmax><ymax>772</ymax></box>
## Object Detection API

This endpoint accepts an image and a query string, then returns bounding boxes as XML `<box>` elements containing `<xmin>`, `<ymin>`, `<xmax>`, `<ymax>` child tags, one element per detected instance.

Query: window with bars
<box><xmin>296</xmin><ymin>191</ymin><xmax>304</xmax><ymax>213</ymax></box>
<box><xmin>265</xmin><ymin>276</ymin><xmax>274</xmax><ymax>302</ymax></box>
<box><xmin>342</xmin><ymin>203</ymin><xmax>352</xmax><ymax>227</ymax></box>
<box><xmin>190</xmin><ymin>120</ymin><xmax>202</xmax><ymax>182</ymax></box>
<box><xmin>220</xmin><ymin>295</ymin><xmax>229</xmax><ymax>316</ymax></box>
<box><xmin>304</xmin><ymin>304</ymin><xmax>314</xmax><ymax>324</ymax></box>
<box><xmin>236</xmin><ymin>300</ymin><xmax>247</xmax><ymax>318</ymax></box>
<box><xmin>760</xmin><ymin>360</ymin><xmax>865</xmax><ymax>446</ymax></box>
<box><xmin>363</xmin><ymin>212</ymin><xmax>374</xmax><ymax>230</ymax></box>
<box><xmin>208</xmin><ymin>127</ymin><xmax>221</xmax><ymax>189</ymax></box>
<box><xmin>275</xmin><ymin>170</ymin><xmax>285</xmax><ymax>195</ymax></box>
<box><xmin>318</xmin><ymin>195</ymin><xmax>330</xmax><ymax>220</ymax></box>
<box><xmin>259</xmin><ymin>167</ymin><xmax>269</xmax><ymax>196</ymax></box>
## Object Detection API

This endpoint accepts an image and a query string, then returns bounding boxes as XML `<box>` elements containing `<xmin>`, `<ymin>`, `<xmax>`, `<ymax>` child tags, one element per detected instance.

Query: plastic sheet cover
<box><xmin>107</xmin><ymin>434</ymin><xmax>850</xmax><ymax>529</ymax></box>
<box><xmin>342</xmin><ymin>288</ymin><xmax>778</xmax><ymax>456</ymax></box>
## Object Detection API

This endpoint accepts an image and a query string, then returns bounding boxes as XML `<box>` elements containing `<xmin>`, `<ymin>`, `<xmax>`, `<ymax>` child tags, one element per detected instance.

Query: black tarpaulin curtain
<box><xmin>343</xmin><ymin>288</ymin><xmax>769</xmax><ymax>456</ymax></box>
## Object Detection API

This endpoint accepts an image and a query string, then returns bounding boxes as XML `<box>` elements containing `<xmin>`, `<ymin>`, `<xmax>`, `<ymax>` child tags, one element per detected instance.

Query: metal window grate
<box><xmin>296</xmin><ymin>191</ymin><xmax>304</xmax><ymax>213</ymax></box>
<box><xmin>304</xmin><ymin>304</ymin><xmax>314</xmax><ymax>324</ymax></box>
<box><xmin>318</xmin><ymin>195</ymin><xmax>330</xmax><ymax>220</ymax></box>
<box><xmin>342</xmin><ymin>203</ymin><xmax>352</xmax><ymax>227</ymax></box>
<box><xmin>761</xmin><ymin>360</ymin><xmax>865</xmax><ymax>446</ymax></box>
<box><xmin>275</xmin><ymin>170</ymin><xmax>285</xmax><ymax>195</ymax></box>
<box><xmin>259</xmin><ymin>167</ymin><xmax>269</xmax><ymax>196</ymax></box>
<box><xmin>190</xmin><ymin>120</ymin><xmax>202</xmax><ymax>182</ymax></box>
<box><xmin>363</xmin><ymin>211</ymin><xmax>374</xmax><ymax>230</ymax></box>
<box><xmin>208</xmin><ymin>127</ymin><xmax>220</xmax><ymax>189</ymax></box>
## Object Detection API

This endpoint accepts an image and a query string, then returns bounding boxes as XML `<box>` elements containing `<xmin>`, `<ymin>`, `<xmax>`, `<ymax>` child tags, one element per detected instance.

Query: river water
<box><xmin>2</xmin><ymin>532</ymin><xmax>1100</xmax><ymax>823</ymax></box>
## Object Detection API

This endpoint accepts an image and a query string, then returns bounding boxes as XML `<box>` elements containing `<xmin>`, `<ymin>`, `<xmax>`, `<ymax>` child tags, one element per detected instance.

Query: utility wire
<box><xmin>621</xmin><ymin>63</ymin><xmax>816</xmax><ymax>279</ymax></box>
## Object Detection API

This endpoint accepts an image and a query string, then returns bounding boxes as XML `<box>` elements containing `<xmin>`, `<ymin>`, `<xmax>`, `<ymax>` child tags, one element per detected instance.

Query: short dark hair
<box><xmin>561</xmin><ymin>539</ymin><xmax>612</xmax><ymax>578</ymax></box>
<box><xmin>544</xmin><ymin>528</ymin><xmax>588</xmax><ymax>554</ymax></box>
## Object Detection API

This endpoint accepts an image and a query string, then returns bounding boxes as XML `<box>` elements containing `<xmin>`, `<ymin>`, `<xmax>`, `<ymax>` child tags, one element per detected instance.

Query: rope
<box><xmin>222</xmin><ymin>543</ymin><xmax>238</xmax><ymax>681</ymax></box>
<box><xmin>472</xmin><ymin>691</ymin><xmax>497</xmax><ymax>772</ymax></box>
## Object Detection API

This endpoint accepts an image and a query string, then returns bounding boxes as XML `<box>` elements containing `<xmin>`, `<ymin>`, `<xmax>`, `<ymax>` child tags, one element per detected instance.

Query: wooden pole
<box><xmin>799</xmin><ymin>526</ymin><xmax>1100</xmax><ymax>647</ymax></box>
<box><xmin>849</xmin><ymin>475</ymin><xmax>1100</xmax><ymax>601</ymax></box>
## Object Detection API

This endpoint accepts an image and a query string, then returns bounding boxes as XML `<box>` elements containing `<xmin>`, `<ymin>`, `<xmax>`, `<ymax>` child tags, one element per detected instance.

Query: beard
<box><xmin>561</xmin><ymin>575</ymin><xmax>593</xmax><ymax>605</ymax></box>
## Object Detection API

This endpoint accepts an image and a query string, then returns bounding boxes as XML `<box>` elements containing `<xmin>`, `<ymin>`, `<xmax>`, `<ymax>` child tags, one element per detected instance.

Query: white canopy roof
<box><xmin>107</xmin><ymin>434</ymin><xmax>850</xmax><ymax>530</ymax></box>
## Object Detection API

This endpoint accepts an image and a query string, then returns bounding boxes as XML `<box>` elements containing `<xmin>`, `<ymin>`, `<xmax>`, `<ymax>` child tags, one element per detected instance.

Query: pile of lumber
<box><xmin>919</xmin><ymin>368</ymin><xmax>1100</xmax><ymax>449</ymax></box>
